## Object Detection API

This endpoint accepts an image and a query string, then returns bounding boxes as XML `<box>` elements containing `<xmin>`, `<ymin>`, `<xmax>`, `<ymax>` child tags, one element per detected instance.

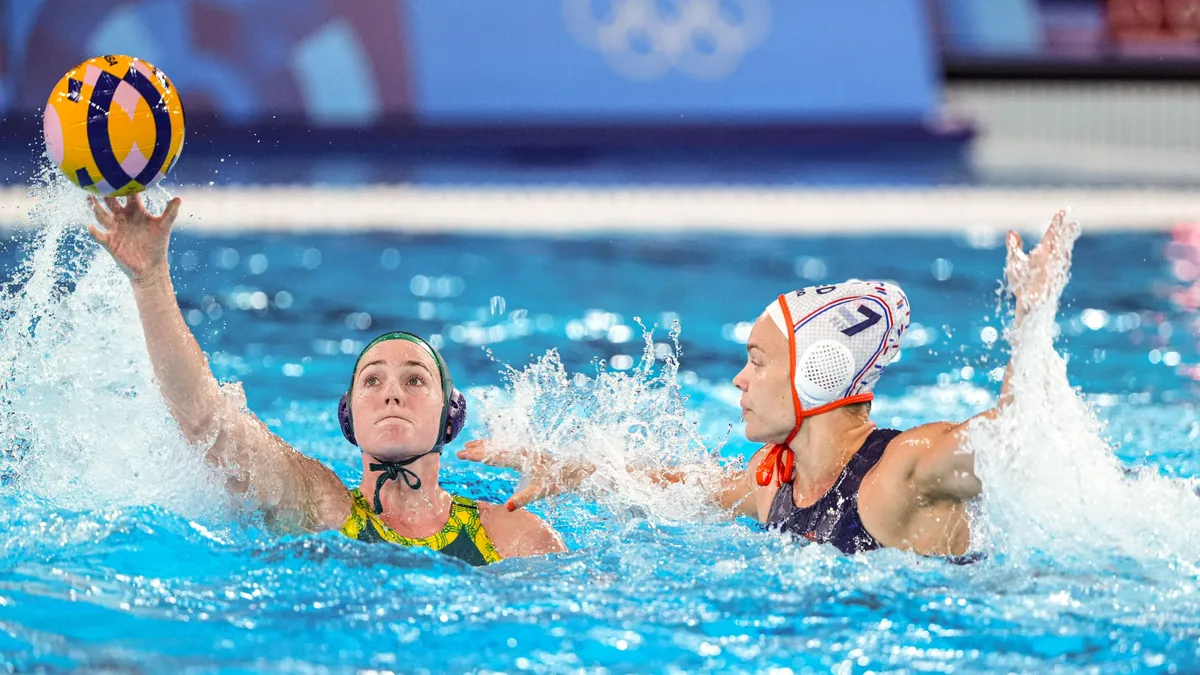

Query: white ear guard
<box><xmin>795</xmin><ymin>339</ymin><xmax>855</xmax><ymax>408</ymax></box>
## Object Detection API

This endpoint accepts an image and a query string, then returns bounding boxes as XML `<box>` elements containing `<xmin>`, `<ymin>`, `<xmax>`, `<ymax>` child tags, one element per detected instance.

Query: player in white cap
<box><xmin>460</xmin><ymin>213</ymin><xmax>1078</xmax><ymax>557</ymax></box>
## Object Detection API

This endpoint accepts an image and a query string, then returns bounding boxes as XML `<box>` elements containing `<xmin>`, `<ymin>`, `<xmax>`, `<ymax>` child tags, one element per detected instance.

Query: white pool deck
<box><xmin>0</xmin><ymin>185</ymin><xmax>1197</xmax><ymax>234</ymax></box>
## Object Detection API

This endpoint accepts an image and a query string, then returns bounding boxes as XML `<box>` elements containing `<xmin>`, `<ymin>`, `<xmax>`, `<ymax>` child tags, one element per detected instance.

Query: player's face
<box><xmin>733</xmin><ymin>315</ymin><xmax>796</xmax><ymax>443</ymax></box>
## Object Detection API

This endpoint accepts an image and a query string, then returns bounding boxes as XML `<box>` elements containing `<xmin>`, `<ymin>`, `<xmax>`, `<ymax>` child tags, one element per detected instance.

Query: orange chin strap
<box><xmin>753</xmin><ymin>294</ymin><xmax>874</xmax><ymax>487</ymax></box>
<box><xmin>756</xmin><ymin>443</ymin><xmax>793</xmax><ymax>489</ymax></box>
<box><xmin>753</xmin><ymin>393</ymin><xmax>874</xmax><ymax>487</ymax></box>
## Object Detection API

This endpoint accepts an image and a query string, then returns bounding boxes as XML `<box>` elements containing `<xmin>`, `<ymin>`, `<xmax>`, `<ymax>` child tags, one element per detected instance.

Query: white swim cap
<box><xmin>755</xmin><ymin>280</ymin><xmax>911</xmax><ymax>487</ymax></box>
<box><xmin>764</xmin><ymin>279</ymin><xmax>910</xmax><ymax>410</ymax></box>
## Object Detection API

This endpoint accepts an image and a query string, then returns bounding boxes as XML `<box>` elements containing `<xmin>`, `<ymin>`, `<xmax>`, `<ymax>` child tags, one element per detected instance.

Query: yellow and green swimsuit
<box><xmin>339</xmin><ymin>488</ymin><xmax>502</xmax><ymax>566</ymax></box>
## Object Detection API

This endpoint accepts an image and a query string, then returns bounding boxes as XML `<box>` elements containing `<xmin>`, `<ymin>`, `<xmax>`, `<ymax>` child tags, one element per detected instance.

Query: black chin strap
<box><xmin>368</xmin><ymin>449</ymin><xmax>442</xmax><ymax>514</ymax></box>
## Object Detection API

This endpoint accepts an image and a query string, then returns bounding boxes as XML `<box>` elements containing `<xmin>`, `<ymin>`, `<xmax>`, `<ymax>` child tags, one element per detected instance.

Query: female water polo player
<box><xmin>87</xmin><ymin>194</ymin><xmax>564</xmax><ymax>565</ymax></box>
<box><xmin>460</xmin><ymin>213</ymin><xmax>1079</xmax><ymax>558</ymax></box>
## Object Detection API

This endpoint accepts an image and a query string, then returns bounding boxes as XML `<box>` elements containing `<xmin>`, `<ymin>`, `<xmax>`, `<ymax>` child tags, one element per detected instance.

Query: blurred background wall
<box><xmin>938</xmin><ymin>0</ymin><xmax>1200</xmax><ymax>182</ymax></box>
<box><xmin>1</xmin><ymin>0</ymin><xmax>938</xmax><ymax>124</ymax></box>
<box><xmin>2</xmin><ymin>0</ymin><xmax>1199</xmax><ymax>187</ymax></box>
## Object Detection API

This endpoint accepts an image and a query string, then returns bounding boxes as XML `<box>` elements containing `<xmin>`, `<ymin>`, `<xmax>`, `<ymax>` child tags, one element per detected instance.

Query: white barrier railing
<box><xmin>946</xmin><ymin>82</ymin><xmax>1200</xmax><ymax>181</ymax></box>
<box><xmin>1</xmin><ymin>185</ymin><xmax>1196</xmax><ymax>233</ymax></box>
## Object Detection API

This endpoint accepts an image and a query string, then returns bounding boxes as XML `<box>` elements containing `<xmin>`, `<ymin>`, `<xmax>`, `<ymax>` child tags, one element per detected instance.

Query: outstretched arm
<box><xmin>906</xmin><ymin>211</ymin><xmax>1080</xmax><ymax>502</ymax></box>
<box><xmin>456</xmin><ymin>440</ymin><xmax>777</xmax><ymax>521</ymax></box>
<box><xmin>89</xmin><ymin>195</ymin><xmax>349</xmax><ymax>531</ymax></box>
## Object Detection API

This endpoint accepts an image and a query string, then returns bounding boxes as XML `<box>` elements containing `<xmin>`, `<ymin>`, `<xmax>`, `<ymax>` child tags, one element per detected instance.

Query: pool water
<box><xmin>1</xmin><ymin>192</ymin><xmax>1199</xmax><ymax>673</ymax></box>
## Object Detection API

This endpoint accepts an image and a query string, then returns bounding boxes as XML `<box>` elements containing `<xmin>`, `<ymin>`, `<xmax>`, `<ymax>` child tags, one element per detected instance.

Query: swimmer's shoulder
<box><xmin>476</xmin><ymin>499</ymin><xmax>567</xmax><ymax>558</ymax></box>
<box><xmin>262</xmin><ymin>480</ymin><xmax>352</xmax><ymax>534</ymax></box>
<box><xmin>860</xmin><ymin>423</ymin><xmax>958</xmax><ymax>511</ymax></box>
<box><xmin>873</xmin><ymin>422</ymin><xmax>960</xmax><ymax>478</ymax></box>
<box><xmin>858</xmin><ymin>423</ymin><xmax>963</xmax><ymax>550</ymax></box>
<box><xmin>314</xmin><ymin>483</ymin><xmax>355</xmax><ymax>530</ymax></box>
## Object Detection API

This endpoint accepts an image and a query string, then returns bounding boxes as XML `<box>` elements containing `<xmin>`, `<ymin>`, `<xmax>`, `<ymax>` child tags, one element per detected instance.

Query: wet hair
<box><xmin>843</xmin><ymin>400</ymin><xmax>872</xmax><ymax>416</ymax></box>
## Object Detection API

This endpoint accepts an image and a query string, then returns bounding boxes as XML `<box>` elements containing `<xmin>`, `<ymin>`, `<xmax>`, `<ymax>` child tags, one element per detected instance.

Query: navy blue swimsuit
<box><xmin>765</xmin><ymin>428</ymin><xmax>901</xmax><ymax>555</ymax></box>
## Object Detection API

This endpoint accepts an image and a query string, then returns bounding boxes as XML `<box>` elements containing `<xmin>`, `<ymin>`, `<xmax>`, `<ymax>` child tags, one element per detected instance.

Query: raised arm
<box><xmin>905</xmin><ymin>211</ymin><xmax>1079</xmax><ymax>502</ymax></box>
<box><xmin>88</xmin><ymin>195</ymin><xmax>349</xmax><ymax>531</ymax></box>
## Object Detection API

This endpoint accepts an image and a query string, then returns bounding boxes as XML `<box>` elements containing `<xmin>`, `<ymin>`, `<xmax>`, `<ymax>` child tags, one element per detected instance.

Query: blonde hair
<box><xmin>843</xmin><ymin>401</ymin><xmax>872</xmax><ymax>417</ymax></box>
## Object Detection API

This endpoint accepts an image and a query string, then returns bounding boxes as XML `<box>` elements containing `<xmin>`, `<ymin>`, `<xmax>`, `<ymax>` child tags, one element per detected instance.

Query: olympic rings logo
<box><xmin>563</xmin><ymin>0</ymin><xmax>772</xmax><ymax>81</ymax></box>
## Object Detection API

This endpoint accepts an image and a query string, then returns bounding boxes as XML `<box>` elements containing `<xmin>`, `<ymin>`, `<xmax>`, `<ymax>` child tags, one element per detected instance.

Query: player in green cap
<box><xmin>87</xmin><ymin>193</ymin><xmax>564</xmax><ymax>565</ymax></box>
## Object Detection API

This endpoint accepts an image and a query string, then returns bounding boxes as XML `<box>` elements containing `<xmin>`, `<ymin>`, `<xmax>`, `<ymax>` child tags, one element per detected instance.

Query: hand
<box><xmin>88</xmin><ymin>193</ymin><xmax>182</xmax><ymax>284</ymax></box>
<box><xmin>1005</xmin><ymin>210</ymin><xmax>1080</xmax><ymax>317</ymax></box>
<box><xmin>457</xmin><ymin>440</ymin><xmax>596</xmax><ymax>512</ymax></box>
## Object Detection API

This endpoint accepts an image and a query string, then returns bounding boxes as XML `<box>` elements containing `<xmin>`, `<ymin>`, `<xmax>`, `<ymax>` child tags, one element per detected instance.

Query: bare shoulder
<box><xmin>879</xmin><ymin>422</ymin><xmax>959</xmax><ymax>470</ymax></box>
<box><xmin>477</xmin><ymin>501</ymin><xmax>567</xmax><ymax>559</ymax></box>
<box><xmin>863</xmin><ymin>422</ymin><xmax>962</xmax><ymax>504</ymax></box>
<box><xmin>890</xmin><ymin>421</ymin><xmax>959</xmax><ymax>445</ymax></box>
<box><xmin>260</xmin><ymin>443</ymin><xmax>352</xmax><ymax>534</ymax></box>
<box><xmin>857</xmin><ymin>423</ymin><xmax>956</xmax><ymax>547</ymax></box>
<box><xmin>309</xmin><ymin>475</ymin><xmax>354</xmax><ymax>531</ymax></box>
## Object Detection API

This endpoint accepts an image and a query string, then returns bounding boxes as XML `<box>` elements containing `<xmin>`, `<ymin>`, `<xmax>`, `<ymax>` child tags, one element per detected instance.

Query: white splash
<box><xmin>968</xmin><ymin>223</ymin><xmax>1200</xmax><ymax>568</ymax></box>
<box><xmin>475</xmin><ymin>322</ymin><xmax>731</xmax><ymax>525</ymax></box>
<box><xmin>0</xmin><ymin>168</ymin><xmax>223</xmax><ymax>518</ymax></box>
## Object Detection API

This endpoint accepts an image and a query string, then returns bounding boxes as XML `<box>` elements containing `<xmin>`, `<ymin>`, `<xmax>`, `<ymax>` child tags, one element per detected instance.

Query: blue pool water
<box><xmin>2</xmin><ymin>192</ymin><xmax>1200</xmax><ymax>673</ymax></box>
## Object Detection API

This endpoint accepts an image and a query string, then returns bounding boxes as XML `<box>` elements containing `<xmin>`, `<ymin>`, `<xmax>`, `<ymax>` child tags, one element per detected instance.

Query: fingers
<box><xmin>1058</xmin><ymin>215</ymin><xmax>1081</xmax><ymax>257</ymax></box>
<box><xmin>1049</xmin><ymin>209</ymin><xmax>1064</xmax><ymax>233</ymax></box>
<box><xmin>457</xmin><ymin>442</ymin><xmax>501</xmax><ymax>465</ymax></box>
<box><xmin>86</xmin><ymin>221</ymin><xmax>109</xmax><ymax>247</ymax></box>
<box><xmin>1043</xmin><ymin>210</ymin><xmax>1080</xmax><ymax>261</ymax></box>
<box><xmin>130</xmin><ymin>192</ymin><xmax>149</xmax><ymax>218</ymax></box>
<box><xmin>87</xmin><ymin>196</ymin><xmax>111</xmax><ymax>225</ymax></box>
<box><xmin>506</xmin><ymin>483</ymin><xmax>547</xmax><ymax>512</ymax></box>
<box><xmin>160</xmin><ymin>197</ymin><xmax>182</xmax><ymax>228</ymax></box>
<box><xmin>104</xmin><ymin>196</ymin><xmax>122</xmax><ymax>215</ymax></box>
<box><xmin>456</xmin><ymin>448</ymin><xmax>496</xmax><ymax>464</ymax></box>
<box><xmin>456</xmin><ymin>439</ymin><xmax>530</xmax><ymax>469</ymax></box>
<box><xmin>456</xmin><ymin>439</ymin><xmax>490</xmax><ymax>462</ymax></box>
<box><xmin>88</xmin><ymin>197</ymin><xmax>113</xmax><ymax>247</ymax></box>
<box><xmin>1005</xmin><ymin>230</ymin><xmax>1026</xmax><ymax>287</ymax></box>
<box><xmin>1065</xmin><ymin>228</ymin><xmax>1078</xmax><ymax>260</ymax></box>
<box><xmin>1045</xmin><ymin>210</ymin><xmax>1066</xmax><ymax>253</ymax></box>
<box><xmin>1031</xmin><ymin>210</ymin><xmax>1063</xmax><ymax>255</ymax></box>
<box><xmin>1005</xmin><ymin>230</ymin><xmax>1023</xmax><ymax>258</ymax></box>
<box><xmin>1048</xmin><ymin>210</ymin><xmax>1079</xmax><ymax>244</ymax></box>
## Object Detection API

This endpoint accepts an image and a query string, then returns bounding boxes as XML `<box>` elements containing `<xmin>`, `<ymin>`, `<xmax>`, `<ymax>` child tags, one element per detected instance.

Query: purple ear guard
<box><xmin>338</xmin><ymin>388</ymin><xmax>467</xmax><ymax>448</ymax></box>
<box><xmin>338</xmin><ymin>392</ymin><xmax>356</xmax><ymax>445</ymax></box>
<box><xmin>444</xmin><ymin>388</ymin><xmax>467</xmax><ymax>444</ymax></box>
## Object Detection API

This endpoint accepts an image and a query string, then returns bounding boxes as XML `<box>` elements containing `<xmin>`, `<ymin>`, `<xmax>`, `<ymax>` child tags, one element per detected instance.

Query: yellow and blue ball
<box><xmin>43</xmin><ymin>55</ymin><xmax>185</xmax><ymax>197</ymax></box>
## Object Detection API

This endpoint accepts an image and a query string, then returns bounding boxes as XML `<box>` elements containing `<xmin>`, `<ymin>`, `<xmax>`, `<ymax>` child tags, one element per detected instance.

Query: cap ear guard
<box><xmin>338</xmin><ymin>388</ymin><xmax>468</xmax><ymax>447</ymax></box>
<box><xmin>338</xmin><ymin>391</ymin><xmax>356</xmax><ymax>445</ymax></box>
<box><xmin>444</xmin><ymin>388</ymin><xmax>467</xmax><ymax>444</ymax></box>
<box><xmin>794</xmin><ymin>339</ymin><xmax>856</xmax><ymax>408</ymax></box>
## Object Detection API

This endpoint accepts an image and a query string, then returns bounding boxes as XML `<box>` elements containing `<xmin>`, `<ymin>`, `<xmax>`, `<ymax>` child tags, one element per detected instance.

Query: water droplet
<box><xmin>932</xmin><ymin>258</ymin><xmax>953</xmax><ymax>281</ymax></box>
<box><xmin>301</xmin><ymin>248</ymin><xmax>322</xmax><ymax>270</ymax></box>
<box><xmin>246</xmin><ymin>253</ymin><xmax>268</xmax><ymax>275</ymax></box>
